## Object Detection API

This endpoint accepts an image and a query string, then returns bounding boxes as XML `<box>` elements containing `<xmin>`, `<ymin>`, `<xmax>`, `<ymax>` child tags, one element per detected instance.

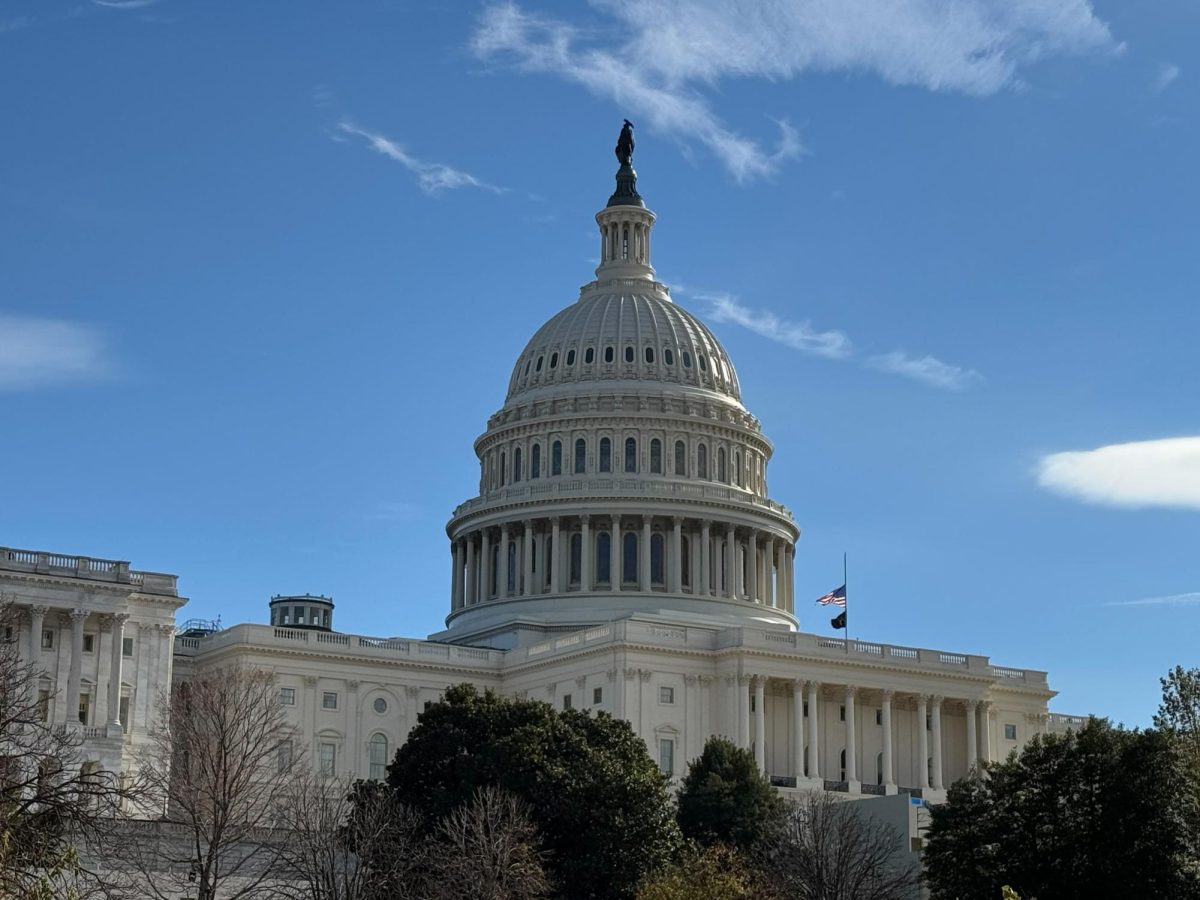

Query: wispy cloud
<box><xmin>866</xmin><ymin>351</ymin><xmax>981</xmax><ymax>391</ymax></box>
<box><xmin>311</xmin><ymin>84</ymin><xmax>335</xmax><ymax>108</ymax></box>
<box><xmin>337</xmin><ymin>122</ymin><xmax>505</xmax><ymax>196</ymax></box>
<box><xmin>367</xmin><ymin>501</ymin><xmax>423</xmax><ymax>522</ymax></box>
<box><xmin>0</xmin><ymin>16</ymin><xmax>31</xmax><ymax>33</ymax></box>
<box><xmin>0</xmin><ymin>315</ymin><xmax>113</xmax><ymax>391</ymax></box>
<box><xmin>1037</xmin><ymin>437</ymin><xmax>1200</xmax><ymax>511</ymax></box>
<box><xmin>471</xmin><ymin>0</ymin><xmax>1116</xmax><ymax>181</ymax></box>
<box><xmin>92</xmin><ymin>0</ymin><xmax>162</xmax><ymax>8</ymax></box>
<box><xmin>1103</xmin><ymin>592</ymin><xmax>1200</xmax><ymax>608</ymax></box>
<box><xmin>1153</xmin><ymin>62</ymin><xmax>1181</xmax><ymax>94</ymax></box>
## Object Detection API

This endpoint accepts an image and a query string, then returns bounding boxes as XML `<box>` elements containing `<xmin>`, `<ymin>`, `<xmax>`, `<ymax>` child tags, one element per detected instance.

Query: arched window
<box><xmin>624</xmin><ymin>437</ymin><xmax>637</xmax><ymax>473</ymax></box>
<box><xmin>499</xmin><ymin>451</ymin><xmax>506</xmax><ymax>486</ymax></box>
<box><xmin>681</xmin><ymin>537</ymin><xmax>691</xmax><ymax>588</ymax></box>
<box><xmin>682</xmin><ymin>350</ymin><xmax>692</xmax><ymax>368</ymax></box>
<box><xmin>599</xmin><ymin>437</ymin><xmax>612</xmax><ymax>473</ymax></box>
<box><xmin>507</xmin><ymin>542</ymin><xmax>518</xmax><ymax>593</ymax></box>
<box><xmin>566</xmin><ymin>349</ymin><xmax>576</xmax><ymax>366</ymax></box>
<box><xmin>604</xmin><ymin>346</ymin><xmax>614</xmax><ymax>363</ymax></box>
<box><xmin>622</xmin><ymin>532</ymin><xmax>638</xmax><ymax>584</ymax></box>
<box><xmin>574</xmin><ymin>438</ymin><xmax>586</xmax><ymax>474</ymax></box>
<box><xmin>645</xmin><ymin>346</ymin><xmax>655</xmax><ymax>364</ymax></box>
<box><xmin>734</xmin><ymin>450</ymin><xmax>742</xmax><ymax>487</ymax></box>
<box><xmin>674</xmin><ymin>440</ymin><xmax>686</xmax><ymax>476</ymax></box>
<box><xmin>840</xmin><ymin>749</ymin><xmax>847</xmax><ymax>782</ymax></box>
<box><xmin>650</xmin><ymin>534</ymin><xmax>665</xmax><ymax>585</ymax></box>
<box><xmin>650</xmin><ymin>439</ymin><xmax>662</xmax><ymax>474</ymax></box>
<box><xmin>717</xmin><ymin>447</ymin><xmax>727</xmax><ymax>483</ymax></box>
<box><xmin>597</xmin><ymin>532</ymin><xmax>611</xmax><ymax>584</ymax></box>
<box><xmin>544</xmin><ymin>536</ymin><xmax>552</xmax><ymax>589</ymax></box>
<box><xmin>569</xmin><ymin>532</ymin><xmax>582</xmax><ymax>584</ymax></box>
<box><xmin>551</xmin><ymin>441</ymin><xmax>562</xmax><ymax>476</ymax></box>
<box><xmin>490</xmin><ymin>544</ymin><xmax>499</xmax><ymax>599</ymax></box>
<box><xmin>699</xmin><ymin>354</ymin><xmax>708</xmax><ymax>371</ymax></box>
<box><xmin>549</xmin><ymin>351</ymin><xmax>559</xmax><ymax>369</ymax></box>
<box><xmin>513</xmin><ymin>447</ymin><xmax>522</xmax><ymax>483</ymax></box>
<box><xmin>369</xmin><ymin>733</ymin><xmax>389</xmax><ymax>781</ymax></box>
<box><xmin>624</xmin><ymin>345</ymin><xmax>635</xmax><ymax>363</ymax></box>
<box><xmin>698</xmin><ymin>443</ymin><xmax>708</xmax><ymax>479</ymax></box>
<box><xmin>531</xmin><ymin>444</ymin><xmax>541</xmax><ymax>479</ymax></box>
<box><xmin>664</xmin><ymin>348</ymin><xmax>674</xmax><ymax>366</ymax></box>
<box><xmin>585</xmin><ymin>347</ymin><xmax>594</xmax><ymax>364</ymax></box>
<box><xmin>536</xmin><ymin>355</ymin><xmax>544</xmax><ymax>372</ymax></box>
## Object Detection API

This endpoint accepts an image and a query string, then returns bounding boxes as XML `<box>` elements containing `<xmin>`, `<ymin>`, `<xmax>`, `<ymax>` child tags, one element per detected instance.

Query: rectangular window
<box><xmin>659</xmin><ymin>738</ymin><xmax>674</xmax><ymax>777</ymax></box>
<box><xmin>78</xmin><ymin>694</ymin><xmax>90</xmax><ymax>726</ymax></box>
<box><xmin>659</xmin><ymin>686</ymin><xmax>675</xmax><ymax>705</ymax></box>
<box><xmin>803</xmin><ymin>701</ymin><xmax>808</xmax><ymax>717</ymax></box>
<box><xmin>41</xmin><ymin>630</ymin><xmax>54</xmax><ymax>650</ymax></box>
<box><xmin>122</xmin><ymin>637</ymin><xmax>134</xmax><ymax>657</ymax></box>
<box><xmin>840</xmin><ymin>705</ymin><xmax>846</xmax><ymax>722</ymax></box>
<box><xmin>875</xmin><ymin>709</ymin><xmax>882</xmax><ymax>726</ymax></box>
<box><xmin>294</xmin><ymin>607</ymin><xmax>305</xmax><ymax>625</ymax></box>
<box><xmin>562</xmin><ymin>694</ymin><xmax>572</xmax><ymax>710</ymax></box>
<box><xmin>82</xmin><ymin>634</ymin><xmax>95</xmax><ymax>653</ymax></box>
<box><xmin>2</xmin><ymin>625</ymin><xmax>12</xmax><ymax>643</ymax></box>
<box><xmin>926</xmin><ymin>715</ymin><xmax>932</xmax><ymax>731</ymax></box>
<box><xmin>1004</xmin><ymin>723</ymin><xmax>1017</xmax><ymax>741</ymax></box>
<box><xmin>278</xmin><ymin>740</ymin><xmax>293</xmax><ymax>774</ymax></box>
<box><xmin>593</xmin><ymin>687</ymin><xmax>603</xmax><ymax>705</ymax></box>
<box><xmin>119</xmin><ymin>696</ymin><xmax>130</xmax><ymax>730</ymax></box>
<box><xmin>319</xmin><ymin>742</ymin><xmax>336</xmax><ymax>777</ymax></box>
<box><xmin>322</xmin><ymin>691</ymin><xmax>338</xmax><ymax>710</ymax></box>
<box><xmin>279</xmin><ymin>687</ymin><xmax>296</xmax><ymax>706</ymax></box>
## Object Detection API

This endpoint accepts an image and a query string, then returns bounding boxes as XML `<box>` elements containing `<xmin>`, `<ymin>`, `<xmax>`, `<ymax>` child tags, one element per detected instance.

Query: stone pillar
<box><xmin>523</xmin><ymin>520</ymin><xmax>535</xmax><ymax>597</ymax></box>
<box><xmin>65</xmin><ymin>609</ymin><xmax>87</xmax><ymax>728</ymax></box>
<box><xmin>580</xmin><ymin>515</ymin><xmax>592</xmax><ymax>591</ymax></box>
<box><xmin>27</xmin><ymin>606</ymin><xmax>47</xmax><ymax>705</ymax></box>
<box><xmin>464</xmin><ymin>535</ymin><xmax>477</xmax><ymax>605</ymax></box>
<box><xmin>107</xmin><ymin>614</ymin><xmax>129</xmax><ymax>729</ymax></box>
<box><xmin>791</xmin><ymin>679</ymin><xmax>805</xmax><ymax>779</ymax></box>
<box><xmin>980</xmin><ymin>701</ymin><xmax>994</xmax><ymax>763</ymax></box>
<box><xmin>737</xmin><ymin>674</ymin><xmax>751</xmax><ymax>749</ymax></box>
<box><xmin>965</xmin><ymin>699</ymin><xmax>979</xmax><ymax>770</ymax></box>
<box><xmin>724</xmin><ymin>524</ymin><xmax>736</xmax><ymax>598</ymax></box>
<box><xmin>917</xmin><ymin>695</ymin><xmax>930</xmax><ymax>790</ymax></box>
<box><xmin>550</xmin><ymin>517</ymin><xmax>562</xmax><ymax>593</ymax></box>
<box><xmin>753</xmin><ymin>676</ymin><xmax>766</xmax><ymax>771</ymax></box>
<box><xmin>451</xmin><ymin>540</ymin><xmax>463</xmax><ymax>609</ymax></box>
<box><xmin>775</xmin><ymin>543</ymin><xmax>786</xmax><ymax>611</ymax></box>
<box><xmin>609</xmin><ymin>515</ymin><xmax>620</xmax><ymax>591</ymax></box>
<box><xmin>700</xmin><ymin>520</ymin><xmax>712</xmax><ymax>596</ymax></box>
<box><xmin>931</xmin><ymin>696</ymin><xmax>944</xmax><ymax>790</ymax></box>
<box><xmin>806</xmin><ymin>681</ymin><xmax>821</xmax><ymax>781</ymax></box>
<box><xmin>480</xmin><ymin>529</ymin><xmax>492</xmax><ymax>600</ymax></box>
<box><xmin>763</xmin><ymin>537</ymin><xmax>775</xmax><ymax>608</ymax></box>
<box><xmin>787</xmin><ymin>545</ymin><xmax>796</xmax><ymax>611</ymax></box>
<box><xmin>844</xmin><ymin>685</ymin><xmax>858</xmax><ymax>787</ymax></box>
<box><xmin>746</xmin><ymin>531</ymin><xmax>758</xmax><ymax>602</ymax></box>
<box><xmin>640</xmin><ymin>516</ymin><xmax>652</xmax><ymax>591</ymax></box>
<box><xmin>881</xmin><ymin>690</ymin><xmax>895</xmax><ymax>789</ymax></box>
<box><xmin>498</xmin><ymin>523</ymin><xmax>511</xmax><ymax>598</ymax></box>
<box><xmin>669</xmin><ymin>517</ymin><xmax>683</xmax><ymax>593</ymax></box>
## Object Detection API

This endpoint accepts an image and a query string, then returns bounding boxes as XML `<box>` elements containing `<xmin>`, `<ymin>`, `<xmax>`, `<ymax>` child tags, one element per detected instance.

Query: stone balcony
<box><xmin>0</xmin><ymin>546</ymin><xmax>178</xmax><ymax>596</ymax></box>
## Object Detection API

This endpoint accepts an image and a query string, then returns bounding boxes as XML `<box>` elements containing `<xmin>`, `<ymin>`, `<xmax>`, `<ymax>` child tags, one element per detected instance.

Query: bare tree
<box><xmin>429</xmin><ymin>786</ymin><xmax>552</xmax><ymax>900</ymax></box>
<box><xmin>757</xmin><ymin>792</ymin><xmax>921</xmax><ymax>900</ymax></box>
<box><xmin>118</xmin><ymin>664</ymin><xmax>299</xmax><ymax>900</ymax></box>
<box><xmin>0</xmin><ymin>597</ymin><xmax>143</xmax><ymax>899</ymax></box>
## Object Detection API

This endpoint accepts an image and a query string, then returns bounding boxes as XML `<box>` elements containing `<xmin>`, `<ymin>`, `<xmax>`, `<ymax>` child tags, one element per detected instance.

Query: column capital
<box><xmin>845</xmin><ymin>684</ymin><xmax>858</xmax><ymax>698</ymax></box>
<box><xmin>931</xmin><ymin>695</ymin><xmax>944</xmax><ymax>708</ymax></box>
<box><xmin>698</xmin><ymin>675</ymin><xmax>713</xmax><ymax>686</ymax></box>
<box><xmin>575</xmin><ymin>675</ymin><xmax>587</xmax><ymax>689</ymax></box>
<box><xmin>405</xmin><ymin>685</ymin><xmax>420</xmax><ymax>698</ymax></box>
<box><xmin>791</xmin><ymin>678</ymin><xmax>806</xmax><ymax>692</ymax></box>
<box><xmin>880</xmin><ymin>688</ymin><xmax>895</xmax><ymax>701</ymax></box>
<box><xmin>751</xmin><ymin>674</ymin><xmax>767</xmax><ymax>689</ymax></box>
<box><xmin>672</xmin><ymin>515</ymin><xmax>684</xmax><ymax>526</ymax></box>
<box><xmin>347</xmin><ymin>680</ymin><xmax>360</xmax><ymax>692</ymax></box>
<box><xmin>918</xmin><ymin>693</ymin><xmax>931</xmax><ymax>705</ymax></box>
<box><xmin>638</xmin><ymin>669</ymin><xmax>653</xmax><ymax>683</ymax></box>
<box><xmin>965</xmin><ymin>698</ymin><xmax>979</xmax><ymax>711</ymax></box>
<box><xmin>684</xmin><ymin>674</ymin><xmax>698</xmax><ymax>686</ymax></box>
<box><xmin>550</xmin><ymin>516</ymin><xmax>561</xmax><ymax>526</ymax></box>
<box><xmin>30</xmin><ymin>604</ymin><xmax>50</xmax><ymax>617</ymax></box>
<box><xmin>579</xmin><ymin>513</ymin><xmax>590</xmax><ymax>525</ymax></box>
<box><xmin>807</xmin><ymin>680</ymin><xmax>822</xmax><ymax>693</ymax></box>
<box><xmin>623</xmin><ymin>667</ymin><xmax>638</xmax><ymax>681</ymax></box>
<box><xmin>303</xmin><ymin>675</ymin><xmax>319</xmax><ymax>686</ymax></box>
<box><xmin>499</xmin><ymin>520</ymin><xmax>510</xmax><ymax>533</ymax></box>
<box><xmin>523</xmin><ymin>518</ymin><xmax>534</xmax><ymax>529</ymax></box>
<box><xmin>68</xmin><ymin>608</ymin><xmax>89</xmax><ymax>625</ymax></box>
<box><xmin>738</xmin><ymin>673</ymin><xmax>752</xmax><ymax>686</ymax></box>
<box><xmin>980</xmin><ymin>700</ymin><xmax>993</xmax><ymax>714</ymax></box>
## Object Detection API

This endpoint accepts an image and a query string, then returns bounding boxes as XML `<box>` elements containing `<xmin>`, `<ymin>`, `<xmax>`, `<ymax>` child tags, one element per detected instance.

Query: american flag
<box><xmin>815</xmin><ymin>584</ymin><xmax>846</xmax><ymax>607</ymax></box>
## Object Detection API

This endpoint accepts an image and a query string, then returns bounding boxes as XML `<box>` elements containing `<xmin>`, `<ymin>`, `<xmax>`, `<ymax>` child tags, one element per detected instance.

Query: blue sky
<box><xmin>2</xmin><ymin>0</ymin><xmax>1196</xmax><ymax>727</ymax></box>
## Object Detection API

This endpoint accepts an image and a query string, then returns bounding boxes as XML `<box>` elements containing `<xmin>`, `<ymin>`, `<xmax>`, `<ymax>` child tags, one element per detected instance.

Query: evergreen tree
<box><xmin>675</xmin><ymin>736</ymin><xmax>784</xmax><ymax>851</ymax></box>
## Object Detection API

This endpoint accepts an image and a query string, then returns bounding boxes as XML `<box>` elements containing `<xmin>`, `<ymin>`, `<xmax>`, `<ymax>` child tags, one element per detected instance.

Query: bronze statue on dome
<box><xmin>615</xmin><ymin>119</ymin><xmax>635</xmax><ymax>165</ymax></box>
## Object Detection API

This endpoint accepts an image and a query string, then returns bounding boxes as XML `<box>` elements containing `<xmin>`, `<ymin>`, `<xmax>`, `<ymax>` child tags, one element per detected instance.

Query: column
<box><xmin>480</xmin><ymin>529</ymin><xmax>492</xmax><ymax>600</ymax></box>
<box><xmin>881</xmin><ymin>690</ymin><xmax>895</xmax><ymax>789</ymax></box>
<box><xmin>464</xmin><ymin>535</ymin><xmax>477</xmax><ymax>605</ymax></box>
<box><xmin>931</xmin><ymin>696</ymin><xmax>944</xmax><ymax>790</ymax></box>
<box><xmin>550</xmin><ymin>517</ymin><xmax>562</xmax><ymax>593</ymax></box>
<box><xmin>700</xmin><ymin>521</ymin><xmax>711</xmax><ymax>596</ymax></box>
<box><xmin>498</xmin><ymin>523</ymin><xmax>510</xmax><ymax>598</ymax></box>
<box><xmin>451</xmin><ymin>540</ymin><xmax>463</xmax><ymax>609</ymax></box>
<box><xmin>669</xmin><ymin>517</ymin><xmax>683</xmax><ymax>593</ymax></box>
<box><xmin>965</xmin><ymin>699</ymin><xmax>979</xmax><ymax>770</ymax></box>
<box><xmin>65</xmin><ymin>609</ymin><xmax>87</xmax><ymax>728</ymax></box>
<box><xmin>609</xmin><ymin>515</ymin><xmax>620</xmax><ymax>592</ymax></box>
<box><xmin>763</xmin><ymin>537</ymin><xmax>775</xmax><ymax>607</ymax></box>
<box><xmin>724</xmin><ymin>524</ymin><xmax>736</xmax><ymax>598</ymax></box>
<box><xmin>737</xmin><ymin>674</ymin><xmax>751</xmax><ymax>749</ymax></box>
<box><xmin>917</xmin><ymin>695</ymin><xmax>930</xmax><ymax>790</ymax></box>
<box><xmin>787</xmin><ymin>545</ymin><xmax>795</xmax><ymax>611</ymax></box>
<box><xmin>107</xmin><ymin>614</ymin><xmax>129</xmax><ymax>729</ymax></box>
<box><xmin>746</xmin><ymin>531</ymin><xmax>758</xmax><ymax>602</ymax></box>
<box><xmin>27</xmin><ymin>606</ymin><xmax>47</xmax><ymax>705</ymax></box>
<box><xmin>775</xmin><ymin>543</ymin><xmax>786</xmax><ymax>611</ymax></box>
<box><xmin>523</xmin><ymin>520</ymin><xmax>535</xmax><ymax>597</ymax></box>
<box><xmin>580</xmin><ymin>515</ymin><xmax>592</xmax><ymax>591</ymax></box>
<box><xmin>844</xmin><ymin>685</ymin><xmax>858</xmax><ymax>786</ymax></box>
<box><xmin>753</xmin><ymin>676</ymin><xmax>766</xmax><ymax>771</ymax></box>
<box><xmin>806</xmin><ymin>681</ymin><xmax>821</xmax><ymax>780</ymax></box>
<box><xmin>980</xmin><ymin>701</ymin><xmax>994</xmax><ymax>763</ymax></box>
<box><xmin>791</xmin><ymin>680</ymin><xmax>805</xmax><ymax>779</ymax></box>
<box><xmin>640</xmin><ymin>516</ymin><xmax>652</xmax><ymax>592</ymax></box>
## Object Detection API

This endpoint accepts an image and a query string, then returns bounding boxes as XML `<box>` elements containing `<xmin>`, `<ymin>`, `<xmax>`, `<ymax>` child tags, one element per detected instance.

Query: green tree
<box><xmin>383</xmin><ymin>684</ymin><xmax>680</xmax><ymax>900</ymax></box>
<box><xmin>924</xmin><ymin>718</ymin><xmax>1200</xmax><ymax>900</ymax></box>
<box><xmin>676</xmin><ymin>736</ymin><xmax>784</xmax><ymax>851</ymax></box>
<box><xmin>1157</xmin><ymin>665</ymin><xmax>1200</xmax><ymax>765</ymax></box>
<box><xmin>635</xmin><ymin>844</ymin><xmax>762</xmax><ymax>900</ymax></box>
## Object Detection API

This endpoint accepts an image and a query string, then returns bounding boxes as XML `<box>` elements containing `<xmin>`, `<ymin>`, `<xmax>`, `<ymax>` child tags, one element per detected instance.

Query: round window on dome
<box><xmin>373</xmin><ymin>697</ymin><xmax>387</xmax><ymax>714</ymax></box>
<box><xmin>664</xmin><ymin>348</ymin><xmax>674</xmax><ymax>366</ymax></box>
<box><xmin>624</xmin><ymin>346</ymin><xmax>634</xmax><ymax>363</ymax></box>
<box><xmin>585</xmin><ymin>347</ymin><xmax>594</xmax><ymax>364</ymax></box>
<box><xmin>536</xmin><ymin>356</ymin><xmax>544</xmax><ymax>372</ymax></box>
<box><xmin>549</xmin><ymin>352</ymin><xmax>559</xmax><ymax>369</ymax></box>
<box><xmin>682</xmin><ymin>351</ymin><xmax>692</xmax><ymax>368</ymax></box>
<box><xmin>566</xmin><ymin>349</ymin><xmax>576</xmax><ymax>366</ymax></box>
<box><xmin>645</xmin><ymin>347</ymin><xmax>655</xmax><ymax>364</ymax></box>
<box><xmin>605</xmin><ymin>346</ymin><xmax>615</xmax><ymax>363</ymax></box>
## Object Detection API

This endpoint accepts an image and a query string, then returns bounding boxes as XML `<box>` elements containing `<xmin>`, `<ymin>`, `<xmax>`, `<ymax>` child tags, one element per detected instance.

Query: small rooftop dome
<box><xmin>269</xmin><ymin>594</ymin><xmax>335</xmax><ymax>631</ymax></box>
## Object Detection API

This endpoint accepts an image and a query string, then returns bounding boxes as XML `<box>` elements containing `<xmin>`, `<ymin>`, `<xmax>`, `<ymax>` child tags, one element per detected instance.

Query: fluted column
<box><xmin>787</xmin><ymin>545</ymin><xmax>796</xmax><ymax>611</ymax></box>
<box><xmin>763</xmin><ymin>537</ymin><xmax>775</xmax><ymax>607</ymax></box>
<box><xmin>917</xmin><ymin>694</ymin><xmax>930</xmax><ymax>790</ymax></box>
<box><xmin>609</xmin><ymin>515</ymin><xmax>620</xmax><ymax>591</ymax></box>
<box><xmin>522</xmin><ymin>520</ymin><xmax>535</xmax><ymax>597</ymax></box>
<box><xmin>108</xmin><ymin>613</ymin><xmax>129</xmax><ymax>729</ymax></box>
<box><xmin>931</xmin><ymin>696</ymin><xmax>944</xmax><ymax>790</ymax></box>
<box><xmin>580</xmin><ymin>515</ymin><xmax>592</xmax><ymax>591</ymax></box>
<box><xmin>738</xmin><ymin>674</ymin><xmax>751</xmax><ymax>749</ymax></box>
<box><xmin>640</xmin><ymin>515</ymin><xmax>652</xmax><ymax>592</ymax></box>
<box><xmin>747</xmin><ymin>531</ymin><xmax>758</xmax><ymax>602</ymax></box>
<box><xmin>669</xmin><ymin>517</ymin><xmax>683</xmax><ymax>592</ymax></box>
<box><xmin>844</xmin><ymin>685</ymin><xmax>858</xmax><ymax>785</ymax></box>
<box><xmin>775</xmin><ymin>543</ymin><xmax>786</xmax><ymax>611</ymax></box>
<box><xmin>480</xmin><ymin>529</ymin><xmax>492</xmax><ymax>600</ymax></box>
<box><xmin>806</xmin><ymin>681</ymin><xmax>821</xmax><ymax>780</ymax></box>
<box><xmin>465</xmin><ymin>535</ymin><xmax>477</xmax><ymax>604</ymax></box>
<box><xmin>550</xmin><ymin>517</ymin><xmax>562</xmax><ymax>593</ymax></box>
<box><xmin>965</xmin><ymin>699</ymin><xmax>979</xmax><ymax>770</ymax></box>
<box><xmin>498</xmin><ymin>523</ymin><xmax>511</xmax><ymax>598</ymax></box>
<box><xmin>451</xmin><ymin>540</ymin><xmax>463</xmax><ymax>609</ymax></box>
<box><xmin>753</xmin><ymin>676</ymin><xmax>766</xmax><ymax>771</ymax></box>
<box><xmin>791</xmin><ymin>680</ymin><xmax>805</xmax><ymax>779</ymax></box>
<box><xmin>881</xmin><ymin>690</ymin><xmax>895</xmax><ymax>788</ymax></box>
<box><xmin>700</xmin><ymin>520</ymin><xmax>711</xmax><ymax>596</ymax></box>
<box><xmin>980</xmin><ymin>701</ymin><xmax>994</xmax><ymax>763</ymax></box>
<box><xmin>724</xmin><ymin>524</ymin><xmax>736</xmax><ymax>598</ymax></box>
<box><xmin>27</xmin><ymin>606</ymin><xmax>47</xmax><ymax>705</ymax></box>
<box><xmin>65</xmin><ymin>610</ymin><xmax>87</xmax><ymax>727</ymax></box>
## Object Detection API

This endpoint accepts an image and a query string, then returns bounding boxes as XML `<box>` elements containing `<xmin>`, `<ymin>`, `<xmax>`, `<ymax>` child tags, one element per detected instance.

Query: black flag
<box><xmin>831</xmin><ymin>611</ymin><xmax>847</xmax><ymax>630</ymax></box>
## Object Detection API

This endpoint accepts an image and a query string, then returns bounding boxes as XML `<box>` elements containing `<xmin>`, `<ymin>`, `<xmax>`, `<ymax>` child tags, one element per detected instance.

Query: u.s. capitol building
<box><xmin>2</xmin><ymin>132</ymin><xmax>1082</xmax><ymax>808</ymax></box>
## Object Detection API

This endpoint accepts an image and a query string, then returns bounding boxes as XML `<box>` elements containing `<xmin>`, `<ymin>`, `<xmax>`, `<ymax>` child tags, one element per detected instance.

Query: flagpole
<box><xmin>843</xmin><ymin>551</ymin><xmax>849</xmax><ymax>655</ymax></box>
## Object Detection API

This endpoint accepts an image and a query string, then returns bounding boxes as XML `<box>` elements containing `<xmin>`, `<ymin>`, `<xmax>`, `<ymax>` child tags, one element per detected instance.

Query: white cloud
<box><xmin>1153</xmin><ymin>62</ymin><xmax>1181</xmax><ymax>94</ymax></box>
<box><xmin>702</xmin><ymin>293</ymin><xmax>851</xmax><ymax>359</ymax></box>
<box><xmin>92</xmin><ymin>0</ymin><xmax>161</xmax><ymax>8</ymax></box>
<box><xmin>1103</xmin><ymin>592</ymin><xmax>1200</xmax><ymax>608</ymax></box>
<box><xmin>338</xmin><ymin>123</ymin><xmax>505</xmax><ymax>196</ymax></box>
<box><xmin>471</xmin><ymin>0</ymin><xmax>1116</xmax><ymax>180</ymax></box>
<box><xmin>0</xmin><ymin>315</ymin><xmax>112</xmax><ymax>391</ymax></box>
<box><xmin>1037</xmin><ymin>437</ymin><xmax>1200</xmax><ymax>511</ymax></box>
<box><xmin>866</xmin><ymin>350</ymin><xmax>981</xmax><ymax>391</ymax></box>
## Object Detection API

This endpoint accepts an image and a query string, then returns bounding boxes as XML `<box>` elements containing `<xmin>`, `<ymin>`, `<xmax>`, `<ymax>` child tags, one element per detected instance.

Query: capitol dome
<box><xmin>440</xmin><ymin>131</ymin><xmax>800</xmax><ymax>648</ymax></box>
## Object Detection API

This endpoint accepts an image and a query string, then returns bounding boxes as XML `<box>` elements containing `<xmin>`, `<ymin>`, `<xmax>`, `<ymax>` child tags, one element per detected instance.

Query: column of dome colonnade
<box><xmin>731</xmin><ymin>675</ymin><xmax>998</xmax><ymax>794</ymax></box>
